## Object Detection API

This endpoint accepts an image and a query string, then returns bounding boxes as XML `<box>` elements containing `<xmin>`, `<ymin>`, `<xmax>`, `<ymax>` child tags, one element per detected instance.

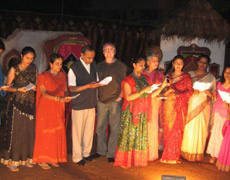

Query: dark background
<box><xmin>0</xmin><ymin>0</ymin><xmax>230</xmax><ymax>65</ymax></box>
<box><xmin>1</xmin><ymin>0</ymin><xmax>230</xmax><ymax>26</ymax></box>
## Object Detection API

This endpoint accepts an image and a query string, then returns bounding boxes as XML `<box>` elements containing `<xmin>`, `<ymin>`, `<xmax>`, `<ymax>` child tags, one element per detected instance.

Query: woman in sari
<box><xmin>33</xmin><ymin>53</ymin><xmax>71</xmax><ymax>169</ymax></box>
<box><xmin>142</xmin><ymin>52</ymin><xmax>164</xmax><ymax>161</ymax></box>
<box><xmin>114</xmin><ymin>57</ymin><xmax>168</xmax><ymax>168</ymax></box>
<box><xmin>161</xmin><ymin>55</ymin><xmax>193</xmax><ymax>164</ymax></box>
<box><xmin>216</xmin><ymin>67</ymin><xmax>230</xmax><ymax>172</ymax></box>
<box><xmin>181</xmin><ymin>54</ymin><xmax>216</xmax><ymax>161</ymax></box>
<box><xmin>207</xmin><ymin>66</ymin><xmax>230</xmax><ymax>164</ymax></box>
<box><xmin>1</xmin><ymin>47</ymin><xmax>37</xmax><ymax>172</ymax></box>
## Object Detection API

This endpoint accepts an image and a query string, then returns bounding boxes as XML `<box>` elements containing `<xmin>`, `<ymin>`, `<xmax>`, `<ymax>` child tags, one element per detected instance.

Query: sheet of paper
<box><xmin>193</xmin><ymin>82</ymin><xmax>211</xmax><ymax>91</ymax></box>
<box><xmin>159</xmin><ymin>96</ymin><xmax>167</xmax><ymax>99</ymax></box>
<box><xmin>99</xmin><ymin>76</ymin><xmax>112</xmax><ymax>85</ymax></box>
<box><xmin>218</xmin><ymin>90</ymin><xmax>230</xmax><ymax>103</ymax></box>
<box><xmin>25</xmin><ymin>83</ymin><xmax>35</xmax><ymax>91</ymax></box>
<box><xmin>71</xmin><ymin>94</ymin><xmax>80</xmax><ymax>99</ymax></box>
<box><xmin>148</xmin><ymin>83</ymin><xmax>161</xmax><ymax>93</ymax></box>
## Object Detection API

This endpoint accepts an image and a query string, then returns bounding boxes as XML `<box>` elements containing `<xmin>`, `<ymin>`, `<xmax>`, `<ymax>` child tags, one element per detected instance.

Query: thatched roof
<box><xmin>161</xmin><ymin>0</ymin><xmax>230</xmax><ymax>42</ymax></box>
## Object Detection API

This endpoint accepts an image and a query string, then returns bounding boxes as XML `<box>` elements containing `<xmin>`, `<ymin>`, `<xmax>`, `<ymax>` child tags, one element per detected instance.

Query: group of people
<box><xmin>0</xmin><ymin>39</ymin><xmax>230</xmax><ymax>173</ymax></box>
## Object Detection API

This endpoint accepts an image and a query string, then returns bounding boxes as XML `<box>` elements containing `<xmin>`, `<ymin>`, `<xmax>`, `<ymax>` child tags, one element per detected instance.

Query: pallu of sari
<box><xmin>161</xmin><ymin>73</ymin><xmax>193</xmax><ymax>162</ymax></box>
<box><xmin>142</xmin><ymin>70</ymin><xmax>164</xmax><ymax>161</ymax></box>
<box><xmin>114</xmin><ymin>74</ymin><xmax>152</xmax><ymax>168</ymax></box>
<box><xmin>181</xmin><ymin>71</ymin><xmax>216</xmax><ymax>161</ymax></box>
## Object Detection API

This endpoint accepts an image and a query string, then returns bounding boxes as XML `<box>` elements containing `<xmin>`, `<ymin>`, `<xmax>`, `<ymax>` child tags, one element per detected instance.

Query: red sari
<box><xmin>33</xmin><ymin>71</ymin><xmax>67</xmax><ymax>164</ymax></box>
<box><xmin>161</xmin><ymin>73</ymin><xmax>193</xmax><ymax>162</ymax></box>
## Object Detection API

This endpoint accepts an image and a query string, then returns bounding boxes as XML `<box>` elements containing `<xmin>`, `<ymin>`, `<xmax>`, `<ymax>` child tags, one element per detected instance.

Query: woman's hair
<box><xmin>49</xmin><ymin>53</ymin><xmax>63</xmax><ymax>64</ymax></box>
<box><xmin>164</xmin><ymin>55</ymin><xmax>184</xmax><ymax>75</ymax></box>
<box><xmin>146</xmin><ymin>52</ymin><xmax>160</xmax><ymax>62</ymax></box>
<box><xmin>21</xmin><ymin>46</ymin><xmax>36</xmax><ymax>57</ymax></box>
<box><xmin>220</xmin><ymin>66</ymin><xmax>230</xmax><ymax>84</ymax></box>
<box><xmin>46</xmin><ymin>53</ymin><xmax>63</xmax><ymax>71</ymax></box>
<box><xmin>132</xmin><ymin>56</ymin><xmax>145</xmax><ymax>64</ymax></box>
<box><xmin>0</xmin><ymin>39</ymin><xmax>5</xmax><ymax>50</ymax></box>
<box><xmin>8</xmin><ymin>57</ymin><xmax>20</xmax><ymax>70</ymax></box>
<box><xmin>197</xmin><ymin>54</ymin><xmax>211</xmax><ymax>64</ymax></box>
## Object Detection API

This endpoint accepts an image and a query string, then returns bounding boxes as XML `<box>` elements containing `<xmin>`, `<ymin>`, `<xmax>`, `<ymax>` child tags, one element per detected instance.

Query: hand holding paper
<box><xmin>148</xmin><ymin>83</ymin><xmax>162</xmax><ymax>93</ymax></box>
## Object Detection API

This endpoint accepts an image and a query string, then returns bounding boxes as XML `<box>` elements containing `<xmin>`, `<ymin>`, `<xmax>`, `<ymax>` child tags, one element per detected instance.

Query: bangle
<box><xmin>55</xmin><ymin>96</ymin><xmax>59</xmax><ymax>101</ymax></box>
<box><xmin>15</xmin><ymin>88</ymin><xmax>18</xmax><ymax>92</ymax></box>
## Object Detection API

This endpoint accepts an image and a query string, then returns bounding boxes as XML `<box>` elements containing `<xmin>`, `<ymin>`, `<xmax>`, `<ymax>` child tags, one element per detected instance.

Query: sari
<box><xmin>142</xmin><ymin>70</ymin><xmax>164</xmax><ymax>161</ymax></box>
<box><xmin>207</xmin><ymin>82</ymin><xmax>229</xmax><ymax>158</ymax></box>
<box><xmin>114</xmin><ymin>74</ymin><xmax>152</xmax><ymax>168</ymax></box>
<box><xmin>161</xmin><ymin>72</ymin><xmax>193</xmax><ymax>162</ymax></box>
<box><xmin>33</xmin><ymin>71</ymin><xmax>67</xmax><ymax>164</ymax></box>
<box><xmin>216</xmin><ymin>119</ymin><xmax>230</xmax><ymax>171</ymax></box>
<box><xmin>1</xmin><ymin>64</ymin><xmax>36</xmax><ymax>166</ymax></box>
<box><xmin>181</xmin><ymin>71</ymin><xmax>216</xmax><ymax>161</ymax></box>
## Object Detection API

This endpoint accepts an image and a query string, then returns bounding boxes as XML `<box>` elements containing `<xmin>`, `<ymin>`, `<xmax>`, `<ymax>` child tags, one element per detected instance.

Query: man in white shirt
<box><xmin>68</xmin><ymin>45</ymin><xmax>100</xmax><ymax>166</ymax></box>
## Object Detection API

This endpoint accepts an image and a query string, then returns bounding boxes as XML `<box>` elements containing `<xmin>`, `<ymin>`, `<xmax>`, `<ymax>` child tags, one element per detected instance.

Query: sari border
<box><xmin>181</xmin><ymin>151</ymin><xmax>204</xmax><ymax>161</ymax></box>
<box><xmin>186</xmin><ymin>100</ymin><xmax>209</xmax><ymax>124</ymax></box>
<box><xmin>216</xmin><ymin>160</ymin><xmax>230</xmax><ymax>172</ymax></box>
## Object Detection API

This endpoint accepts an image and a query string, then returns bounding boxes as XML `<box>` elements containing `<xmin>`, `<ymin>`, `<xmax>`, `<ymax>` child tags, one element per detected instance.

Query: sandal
<box><xmin>51</xmin><ymin>163</ymin><xmax>59</xmax><ymax>167</ymax></box>
<box><xmin>26</xmin><ymin>163</ymin><xmax>34</xmax><ymax>168</ymax></box>
<box><xmin>120</xmin><ymin>166</ymin><xmax>128</xmax><ymax>169</ymax></box>
<box><xmin>38</xmin><ymin>163</ymin><xmax>51</xmax><ymax>170</ymax></box>
<box><xmin>9</xmin><ymin>166</ymin><xmax>19</xmax><ymax>172</ymax></box>
<box><xmin>209</xmin><ymin>157</ymin><xmax>216</xmax><ymax>164</ymax></box>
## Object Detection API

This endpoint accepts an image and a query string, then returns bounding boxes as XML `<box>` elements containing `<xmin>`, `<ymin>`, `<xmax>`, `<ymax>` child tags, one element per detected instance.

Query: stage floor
<box><xmin>0</xmin><ymin>123</ymin><xmax>229</xmax><ymax>180</ymax></box>
<box><xmin>0</xmin><ymin>137</ymin><xmax>229</xmax><ymax>180</ymax></box>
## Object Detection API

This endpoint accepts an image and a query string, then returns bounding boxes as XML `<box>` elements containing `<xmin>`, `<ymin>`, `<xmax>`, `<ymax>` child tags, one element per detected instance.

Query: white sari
<box><xmin>181</xmin><ymin>71</ymin><xmax>216</xmax><ymax>161</ymax></box>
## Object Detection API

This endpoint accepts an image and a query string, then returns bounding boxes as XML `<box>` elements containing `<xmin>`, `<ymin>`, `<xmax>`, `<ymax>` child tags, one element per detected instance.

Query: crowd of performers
<box><xmin>0</xmin><ymin>39</ymin><xmax>230</xmax><ymax>172</ymax></box>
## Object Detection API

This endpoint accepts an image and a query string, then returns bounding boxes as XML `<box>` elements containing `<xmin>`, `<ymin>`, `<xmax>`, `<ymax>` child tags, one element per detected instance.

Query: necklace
<box><xmin>49</xmin><ymin>70</ymin><xmax>59</xmax><ymax>76</ymax></box>
<box><xmin>172</xmin><ymin>72</ymin><xmax>182</xmax><ymax>78</ymax></box>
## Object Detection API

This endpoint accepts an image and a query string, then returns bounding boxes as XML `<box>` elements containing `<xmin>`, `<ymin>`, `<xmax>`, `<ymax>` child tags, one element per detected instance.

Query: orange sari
<box><xmin>33</xmin><ymin>71</ymin><xmax>67</xmax><ymax>164</ymax></box>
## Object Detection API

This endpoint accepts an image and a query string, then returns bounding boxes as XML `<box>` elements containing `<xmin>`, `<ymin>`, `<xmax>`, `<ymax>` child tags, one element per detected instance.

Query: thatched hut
<box><xmin>160</xmin><ymin>0</ymin><xmax>230</xmax><ymax>75</ymax></box>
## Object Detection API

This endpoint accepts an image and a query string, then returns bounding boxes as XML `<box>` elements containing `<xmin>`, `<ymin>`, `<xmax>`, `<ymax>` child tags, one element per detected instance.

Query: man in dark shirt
<box><xmin>93</xmin><ymin>43</ymin><xmax>127</xmax><ymax>163</ymax></box>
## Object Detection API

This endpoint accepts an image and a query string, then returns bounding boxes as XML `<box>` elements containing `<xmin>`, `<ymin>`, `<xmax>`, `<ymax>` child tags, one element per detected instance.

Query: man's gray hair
<box><xmin>103</xmin><ymin>43</ymin><xmax>116</xmax><ymax>52</ymax></box>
